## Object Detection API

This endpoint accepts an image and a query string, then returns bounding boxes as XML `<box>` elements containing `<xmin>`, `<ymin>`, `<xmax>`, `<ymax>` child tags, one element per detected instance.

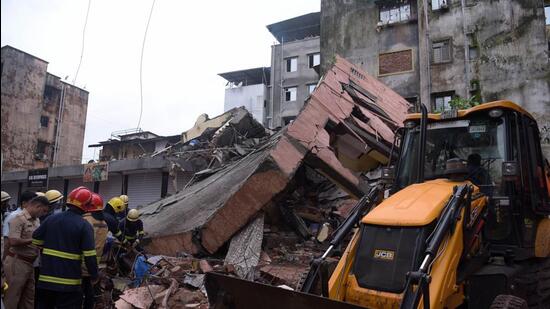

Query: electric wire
<box><xmin>73</xmin><ymin>0</ymin><xmax>92</xmax><ymax>85</ymax></box>
<box><xmin>137</xmin><ymin>0</ymin><xmax>157</xmax><ymax>130</ymax></box>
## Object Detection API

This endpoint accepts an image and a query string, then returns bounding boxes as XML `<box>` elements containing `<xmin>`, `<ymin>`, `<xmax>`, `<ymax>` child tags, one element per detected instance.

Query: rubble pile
<box><xmin>106</xmin><ymin>56</ymin><xmax>409</xmax><ymax>308</ymax></box>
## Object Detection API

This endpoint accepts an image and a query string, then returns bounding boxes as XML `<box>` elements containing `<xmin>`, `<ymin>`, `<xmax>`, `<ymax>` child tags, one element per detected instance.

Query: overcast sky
<box><xmin>1</xmin><ymin>0</ymin><xmax>320</xmax><ymax>162</ymax></box>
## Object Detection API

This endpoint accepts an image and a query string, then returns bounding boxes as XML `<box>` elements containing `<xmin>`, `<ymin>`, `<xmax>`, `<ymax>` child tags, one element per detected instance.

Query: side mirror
<box><xmin>502</xmin><ymin>161</ymin><xmax>518</xmax><ymax>181</ymax></box>
<box><xmin>381</xmin><ymin>166</ymin><xmax>395</xmax><ymax>184</ymax></box>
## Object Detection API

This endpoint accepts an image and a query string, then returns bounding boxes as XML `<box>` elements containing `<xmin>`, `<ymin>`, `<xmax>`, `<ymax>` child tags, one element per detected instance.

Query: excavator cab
<box><xmin>328</xmin><ymin>101</ymin><xmax>550</xmax><ymax>308</ymax></box>
<box><xmin>395</xmin><ymin>102</ymin><xmax>550</xmax><ymax>253</ymax></box>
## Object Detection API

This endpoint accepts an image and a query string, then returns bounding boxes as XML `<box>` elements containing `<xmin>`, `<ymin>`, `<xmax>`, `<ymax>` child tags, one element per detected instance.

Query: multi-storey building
<box><xmin>266</xmin><ymin>12</ymin><xmax>321</xmax><ymax>127</ymax></box>
<box><xmin>321</xmin><ymin>0</ymin><xmax>549</xmax><ymax>118</ymax></box>
<box><xmin>218</xmin><ymin>67</ymin><xmax>270</xmax><ymax>125</ymax></box>
<box><xmin>1</xmin><ymin>45</ymin><xmax>89</xmax><ymax>171</ymax></box>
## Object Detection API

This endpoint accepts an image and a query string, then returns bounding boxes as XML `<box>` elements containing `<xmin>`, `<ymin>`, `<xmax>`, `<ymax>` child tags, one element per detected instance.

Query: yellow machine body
<box><xmin>329</xmin><ymin>180</ymin><xmax>487</xmax><ymax>309</ymax></box>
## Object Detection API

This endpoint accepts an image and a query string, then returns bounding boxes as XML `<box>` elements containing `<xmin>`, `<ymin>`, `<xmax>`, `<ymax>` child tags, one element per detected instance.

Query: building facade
<box><xmin>1</xmin><ymin>46</ymin><xmax>89</xmax><ymax>171</ymax></box>
<box><xmin>218</xmin><ymin>67</ymin><xmax>270</xmax><ymax>125</ymax></box>
<box><xmin>1</xmin><ymin>157</ymin><xmax>193</xmax><ymax>210</ymax></box>
<box><xmin>89</xmin><ymin>129</ymin><xmax>180</xmax><ymax>162</ymax></box>
<box><xmin>266</xmin><ymin>12</ymin><xmax>321</xmax><ymax>128</ymax></box>
<box><xmin>321</xmin><ymin>0</ymin><xmax>549</xmax><ymax>124</ymax></box>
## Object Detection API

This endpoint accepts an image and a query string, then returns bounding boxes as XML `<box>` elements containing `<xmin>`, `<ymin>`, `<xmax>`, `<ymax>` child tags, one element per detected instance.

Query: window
<box><xmin>379</xmin><ymin>3</ymin><xmax>411</xmax><ymax>24</ymax></box>
<box><xmin>308</xmin><ymin>53</ymin><xmax>320</xmax><ymax>68</ymax></box>
<box><xmin>469</xmin><ymin>45</ymin><xmax>478</xmax><ymax>60</ymax></box>
<box><xmin>433</xmin><ymin>92</ymin><xmax>454</xmax><ymax>111</ymax></box>
<box><xmin>40</xmin><ymin>116</ymin><xmax>49</xmax><ymax>127</ymax></box>
<box><xmin>545</xmin><ymin>6</ymin><xmax>550</xmax><ymax>26</ymax></box>
<box><xmin>431</xmin><ymin>0</ymin><xmax>448</xmax><ymax>10</ymax></box>
<box><xmin>43</xmin><ymin>85</ymin><xmax>60</xmax><ymax>105</ymax></box>
<box><xmin>432</xmin><ymin>39</ymin><xmax>451</xmax><ymax>63</ymax></box>
<box><xmin>283</xmin><ymin>116</ymin><xmax>296</xmax><ymax>125</ymax></box>
<box><xmin>286</xmin><ymin>57</ymin><xmax>297</xmax><ymax>72</ymax></box>
<box><xmin>285</xmin><ymin>87</ymin><xmax>297</xmax><ymax>102</ymax></box>
<box><xmin>36</xmin><ymin>141</ymin><xmax>48</xmax><ymax>155</ymax></box>
<box><xmin>307</xmin><ymin>84</ymin><xmax>317</xmax><ymax>94</ymax></box>
<box><xmin>379</xmin><ymin>49</ymin><xmax>413</xmax><ymax>75</ymax></box>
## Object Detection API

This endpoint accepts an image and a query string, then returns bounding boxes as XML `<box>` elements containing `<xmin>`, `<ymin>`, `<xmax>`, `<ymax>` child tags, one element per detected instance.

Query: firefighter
<box><xmin>32</xmin><ymin>186</ymin><xmax>98</xmax><ymax>309</ymax></box>
<box><xmin>119</xmin><ymin>209</ymin><xmax>144</xmax><ymax>250</ymax></box>
<box><xmin>4</xmin><ymin>195</ymin><xmax>51</xmax><ymax>309</ymax></box>
<box><xmin>118</xmin><ymin>195</ymin><xmax>129</xmax><ymax>222</ymax></box>
<box><xmin>103</xmin><ymin>197</ymin><xmax>125</xmax><ymax>241</ymax></box>
<box><xmin>44</xmin><ymin>190</ymin><xmax>63</xmax><ymax>213</ymax></box>
<box><xmin>81</xmin><ymin>193</ymin><xmax>108</xmax><ymax>309</ymax></box>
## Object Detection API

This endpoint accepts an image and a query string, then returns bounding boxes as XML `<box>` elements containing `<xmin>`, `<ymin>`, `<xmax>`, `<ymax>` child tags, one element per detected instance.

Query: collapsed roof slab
<box><xmin>142</xmin><ymin>133</ymin><xmax>309</xmax><ymax>255</ymax></box>
<box><xmin>141</xmin><ymin>56</ymin><xmax>409</xmax><ymax>256</ymax></box>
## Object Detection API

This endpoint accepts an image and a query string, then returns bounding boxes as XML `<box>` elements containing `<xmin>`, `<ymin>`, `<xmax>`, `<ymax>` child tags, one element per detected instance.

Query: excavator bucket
<box><xmin>205</xmin><ymin>272</ymin><xmax>363</xmax><ymax>309</ymax></box>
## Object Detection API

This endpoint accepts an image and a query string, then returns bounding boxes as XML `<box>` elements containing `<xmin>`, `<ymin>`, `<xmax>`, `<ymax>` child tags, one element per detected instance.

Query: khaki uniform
<box><xmin>82</xmin><ymin>213</ymin><xmax>108</xmax><ymax>275</ymax></box>
<box><xmin>4</xmin><ymin>209</ymin><xmax>39</xmax><ymax>309</ymax></box>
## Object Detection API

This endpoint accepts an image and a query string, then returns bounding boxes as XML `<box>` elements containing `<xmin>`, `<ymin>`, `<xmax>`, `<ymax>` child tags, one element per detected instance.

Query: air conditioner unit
<box><xmin>34</xmin><ymin>153</ymin><xmax>47</xmax><ymax>161</ymax></box>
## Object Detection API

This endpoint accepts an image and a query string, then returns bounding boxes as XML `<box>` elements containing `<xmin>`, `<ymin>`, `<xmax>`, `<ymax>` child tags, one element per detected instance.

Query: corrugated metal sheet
<box><xmin>127</xmin><ymin>172</ymin><xmax>162</xmax><ymax>209</ymax></box>
<box><xmin>98</xmin><ymin>174</ymin><xmax>123</xmax><ymax>202</ymax></box>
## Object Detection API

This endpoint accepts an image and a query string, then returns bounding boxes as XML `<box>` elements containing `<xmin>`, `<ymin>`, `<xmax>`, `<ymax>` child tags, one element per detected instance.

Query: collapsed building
<box><xmin>140</xmin><ymin>55</ymin><xmax>408</xmax><ymax>260</ymax></box>
<box><xmin>112</xmin><ymin>56</ymin><xmax>410</xmax><ymax>308</ymax></box>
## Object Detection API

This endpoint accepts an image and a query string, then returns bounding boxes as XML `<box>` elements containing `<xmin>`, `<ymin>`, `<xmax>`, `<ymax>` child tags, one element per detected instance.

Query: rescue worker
<box><xmin>103</xmin><ymin>197</ymin><xmax>125</xmax><ymax>241</ymax></box>
<box><xmin>3</xmin><ymin>191</ymin><xmax>37</xmax><ymax>261</ymax></box>
<box><xmin>41</xmin><ymin>190</ymin><xmax>64</xmax><ymax>221</ymax></box>
<box><xmin>32</xmin><ymin>186</ymin><xmax>98</xmax><ymax>309</ymax></box>
<box><xmin>1</xmin><ymin>191</ymin><xmax>10</xmax><ymax>218</ymax></box>
<box><xmin>81</xmin><ymin>193</ymin><xmax>108</xmax><ymax>309</ymax></box>
<box><xmin>33</xmin><ymin>190</ymin><xmax>65</xmax><ymax>309</ymax></box>
<box><xmin>117</xmin><ymin>195</ymin><xmax>129</xmax><ymax>222</ymax></box>
<box><xmin>4</xmin><ymin>195</ymin><xmax>51</xmax><ymax>309</ymax></box>
<box><xmin>119</xmin><ymin>209</ymin><xmax>144</xmax><ymax>250</ymax></box>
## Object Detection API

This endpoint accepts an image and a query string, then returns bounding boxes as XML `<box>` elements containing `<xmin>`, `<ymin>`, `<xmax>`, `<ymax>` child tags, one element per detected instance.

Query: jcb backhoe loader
<box><xmin>205</xmin><ymin>100</ymin><xmax>550</xmax><ymax>308</ymax></box>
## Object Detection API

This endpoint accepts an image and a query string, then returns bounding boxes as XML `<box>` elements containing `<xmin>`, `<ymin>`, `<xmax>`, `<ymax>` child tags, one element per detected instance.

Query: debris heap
<box><xmin>110</xmin><ymin>56</ymin><xmax>410</xmax><ymax>308</ymax></box>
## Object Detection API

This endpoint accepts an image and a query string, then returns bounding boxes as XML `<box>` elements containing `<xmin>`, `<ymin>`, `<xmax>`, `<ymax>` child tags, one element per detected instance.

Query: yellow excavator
<box><xmin>205</xmin><ymin>100</ymin><xmax>550</xmax><ymax>308</ymax></box>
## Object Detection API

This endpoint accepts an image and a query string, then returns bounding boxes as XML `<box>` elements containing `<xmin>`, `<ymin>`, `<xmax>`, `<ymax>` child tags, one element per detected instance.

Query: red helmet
<box><xmin>67</xmin><ymin>186</ymin><xmax>93</xmax><ymax>210</ymax></box>
<box><xmin>84</xmin><ymin>193</ymin><xmax>104</xmax><ymax>212</ymax></box>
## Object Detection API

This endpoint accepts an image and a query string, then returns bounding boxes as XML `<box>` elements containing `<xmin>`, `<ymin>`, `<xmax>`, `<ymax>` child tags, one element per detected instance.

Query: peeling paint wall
<box><xmin>1</xmin><ymin>46</ymin><xmax>88</xmax><ymax>171</ymax></box>
<box><xmin>321</xmin><ymin>0</ymin><xmax>549</xmax><ymax>156</ymax></box>
<box><xmin>321</xmin><ymin>0</ymin><xmax>420</xmax><ymax>100</ymax></box>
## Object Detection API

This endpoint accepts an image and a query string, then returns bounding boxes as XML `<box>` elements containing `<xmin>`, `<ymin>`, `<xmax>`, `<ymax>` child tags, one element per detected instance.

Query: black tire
<box><xmin>490</xmin><ymin>295</ymin><xmax>528</xmax><ymax>309</ymax></box>
<box><xmin>514</xmin><ymin>258</ymin><xmax>550</xmax><ymax>308</ymax></box>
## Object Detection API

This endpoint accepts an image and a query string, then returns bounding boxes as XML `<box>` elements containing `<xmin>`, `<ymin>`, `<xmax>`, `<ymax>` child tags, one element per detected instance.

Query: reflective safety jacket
<box><xmin>103</xmin><ymin>207</ymin><xmax>123</xmax><ymax>241</ymax></box>
<box><xmin>32</xmin><ymin>208</ymin><xmax>98</xmax><ymax>292</ymax></box>
<box><xmin>119</xmin><ymin>219</ymin><xmax>144</xmax><ymax>243</ymax></box>
<box><xmin>81</xmin><ymin>212</ymin><xmax>108</xmax><ymax>276</ymax></box>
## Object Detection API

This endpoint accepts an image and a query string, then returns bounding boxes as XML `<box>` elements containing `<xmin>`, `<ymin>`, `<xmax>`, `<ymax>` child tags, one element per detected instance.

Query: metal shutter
<box><xmin>127</xmin><ymin>172</ymin><xmax>162</xmax><ymax>209</ymax></box>
<box><xmin>98</xmin><ymin>174</ymin><xmax>123</xmax><ymax>202</ymax></box>
<box><xmin>68</xmin><ymin>178</ymin><xmax>91</xmax><ymax>192</ymax></box>
<box><xmin>1</xmin><ymin>183</ymin><xmax>20</xmax><ymax>208</ymax></box>
<box><xmin>47</xmin><ymin>180</ymin><xmax>65</xmax><ymax>192</ymax></box>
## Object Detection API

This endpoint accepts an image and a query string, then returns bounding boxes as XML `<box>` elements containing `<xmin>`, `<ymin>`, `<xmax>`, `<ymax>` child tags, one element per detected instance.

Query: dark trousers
<box><xmin>36</xmin><ymin>288</ymin><xmax>82</xmax><ymax>309</ymax></box>
<box><xmin>82</xmin><ymin>277</ymin><xmax>96</xmax><ymax>309</ymax></box>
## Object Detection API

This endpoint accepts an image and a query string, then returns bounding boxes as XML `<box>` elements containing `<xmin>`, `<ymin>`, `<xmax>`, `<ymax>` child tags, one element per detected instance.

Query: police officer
<box><xmin>4</xmin><ymin>195</ymin><xmax>50</xmax><ymax>309</ymax></box>
<box><xmin>81</xmin><ymin>193</ymin><xmax>108</xmax><ymax>309</ymax></box>
<box><xmin>3</xmin><ymin>191</ymin><xmax>37</xmax><ymax>261</ymax></box>
<box><xmin>32</xmin><ymin>186</ymin><xmax>98</xmax><ymax>309</ymax></box>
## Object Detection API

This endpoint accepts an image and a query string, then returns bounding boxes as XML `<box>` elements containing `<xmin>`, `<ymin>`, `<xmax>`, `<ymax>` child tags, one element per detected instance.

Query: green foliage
<box><xmin>448</xmin><ymin>96</ymin><xmax>481</xmax><ymax>110</ymax></box>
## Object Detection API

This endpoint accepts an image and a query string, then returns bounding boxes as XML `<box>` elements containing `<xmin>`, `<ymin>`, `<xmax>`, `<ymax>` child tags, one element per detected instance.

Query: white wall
<box><xmin>223</xmin><ymin>84</ymin><xmax>265</xmax><ymax>123</ymax></box>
